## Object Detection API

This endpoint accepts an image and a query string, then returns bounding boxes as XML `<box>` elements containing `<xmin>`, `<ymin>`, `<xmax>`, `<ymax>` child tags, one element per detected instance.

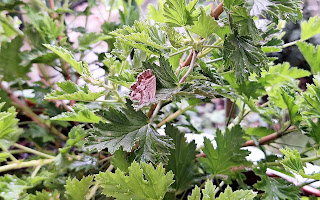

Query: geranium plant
<box><xmin>0</xmin><ymin>0</ymin><xmax>320</xmax><ymax>199</ymax></box>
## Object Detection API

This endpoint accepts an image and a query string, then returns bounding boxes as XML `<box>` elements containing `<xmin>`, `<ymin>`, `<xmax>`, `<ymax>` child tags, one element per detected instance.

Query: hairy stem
<box><xmin>13</xmin><ymin>143</ymin><xmax>55</xmax><ymax>159</ymax></box>
<box><xmin>179</xmin><ymin>51</ymin><xmax>198</xmax><ymax>83</ymax></box>
<box><xmin>0</xmin><ymin>158</ymin><xmax>55</xmax><ymax>173</ymax></box>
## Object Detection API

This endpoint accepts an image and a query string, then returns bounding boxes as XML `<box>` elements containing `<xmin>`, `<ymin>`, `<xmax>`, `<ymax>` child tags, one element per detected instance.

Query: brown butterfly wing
<box><xmin>130</xmin><ymin>69</ymin><xmax>156</xmax><ymax>105</ymax></box>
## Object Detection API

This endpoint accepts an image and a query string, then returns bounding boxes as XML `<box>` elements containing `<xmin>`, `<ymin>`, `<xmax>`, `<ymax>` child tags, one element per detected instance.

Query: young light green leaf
<box><xmin>300</xmin><ymin>16</ymin><xmax>320</xmax><ymax>41</ymax></box>
<box><xmin>216</xmin><ymin>186</ymin><xmax>256</xmax><ymax>200</ymax></box>
<box><xmin>64</xmin><ymin>176</ymin><xmax>93</xmax><ymax>200</ymax></box>
<box><xmin>297</xmin><ymin>41</ymin><xmax>320</xmax><ymax>74</ymax></box>
<box><xmin>96</xmin><ymin>161</ymin><xmax>174</xmax><ymax>200</ymax></box>
<box><xmin>280</xmin><ymin>148</ymin><xmax>304</xmax><ymax>175</ymax></box>
<box><xmin>44</xmin><ymin>44</ymin><xmax>91</xmax><ymax>76</ymax></box>
<box><xmin>29</xmin><ymin>190</ymin><xmax>60</xmax><ymax>200</ymax></box>
<box><xmin>45</xmin><ymin>81</ymin><xmax>105</xmax><ymax>102</ymax></box>
<box><xmin>148</xmin><ymin>0</ymin><xmax>166</xmax><ymax>23</ymax></box>
<box><xmin>301</xmin><ymin>76</ymin><xmax>320</xmax><ymax>118</ymax></box>
<box><xmin>0</xmin><ymin>175</ymin><xmax>31</xmax><ymax>200</ymax></box>
<box><xmin>188</xmin><ymin>180</ymin><xmax>256</xmax><ymax>200</ymax></box>
<box><xmin>223</xmin><ymin>34</ymin><xmax>268</xmax><ymax>83</ymax></box>
<box><xmin>52</xmin><ymin>104</ymin><xmax>102</xmax><ymax>123</ymax></box>
<box><xmin>280</xmin><ymin>88</ymin><xmax>302</xmax><ymax>125</ymax></box>
<box><xmin>85</xmin><ymin>100</ymin><xmax>174</xmax><ymax>163</ymax></box>
<box><xmin>111</xmin><ymin>149</ymin><xmax>131</xmax><ymax>173</ymax></box>
<box><xmin>165</xmin><ymin>123</ymin><xmax>198</xmax><ymax>193</ymax></box>
<box><xmin>198</xmin><ymin>125</ymin><xmax>250</xmax><ymax>176</ymax></box>
<box><xmin>0</xmin><ymin>152</ymin><xmax>9</xmax><ymax>162</ymax></box>
<box><xmin>60</xmin><ymin>125</ymin><xmax>89</xmax><ymax>154</ymax></box>
<box><xmin>110</xmin><ymin>21</ymin><xmax>168</xmax><ymax>54</ymax></box>
<box><xmin>163</xmin><ymin>0</ymin><xmax>200</xmax><ymax>27</ymax></box>
<box><xmin>78</xmin><ymin>32</ymin><xmax>112</xmax><ymax>50</ymax></box>
<box><xmin>189</xmin><ymin>7</ymin><xmax>219</xmax><ymax>39</ymax></box>
<box><xmin>0</xmin><ymin>106</ymin><xmax>21</xmax><ymax>139</ymax></box>
<box><xmin>254</xmin><ymin>166</ymin><xmax>300</xmax><ymax>200</ymax></box>
<box><xmin>135</xmin><ymin>0</ymin><xmax>144</xmax><ymax>6</ymax></box>
<box><xmin>188</xmin><ymin>186</ymin><xmax>201</xmax><ymax>200</ymax></box>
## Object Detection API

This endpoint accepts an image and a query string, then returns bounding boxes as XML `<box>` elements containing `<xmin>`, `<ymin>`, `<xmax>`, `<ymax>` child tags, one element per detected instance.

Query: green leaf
<box><xmin>29</xmin><ymin>190</ymin><xmax>60</xmax><ymax>200</ymax></box>
<box><xmin>300</xmin><ymin>16</ymin><xmax>320</xmax><ymax>41</ymax></box>
<box><xmin>148</xmin><ymin>0</ymin><xmax>166</xmax><ymax>23</ymax></box>
<box><xmin>0</xmin><ymin>36</ymin><xmax>29</xmax><ymax>81</ymax></box>
<box><xmin>51</xmin><ymin>104</ymin><xmax>103</xmax><ymax>123</ymax></box>
<box><xmin>308</xmin><ymin>121</ymin><xmax>320</xmax><ymax>144</ymax></box>
<box><xmin>245</xmin><ymin>0</ymin><xmax>302</xmax><ymax>23</ymax></box>
<box><xmin>223</xmin><ymin>34</ymin><xmax>268</xmax><ymax>83</ymax></box>
<box><xmin>188</xmin><ymin>185</ymin><xmax>201</xmax><ymax>200</ymax></box>
<box><xmin>246</xmin><ymin>127</ymin><xmax>274</xmax><ymax>138</ymax></box>
<box><xmin>86</xmin><ymin>100</ymin><xmax>174</xmax><ymax>163</ymax></box>
<box><xmin>78</xmin><ymin>32</ymin><xmax>112</xmax><ymax>50</ymax></box>
<box><xmin>280</xmin><ymin>148</ymin><xmax>304</xmax><ymax>175</ymax></box>
<box><xmin>188</xmin><ymin>180</ymin><xmax>256</xmax><ymax>200</ymax></box>
<box><xmin>96</xmin><ymin>161</ymin><xmax>174</xmax><ymax>200</ymax></box>
<box><xmin>301</xmin><ymin>76</ymin><xmax>320</xmax><ymax>118</ymax></box>
<box><xmin>108</xmin><ymin>72</ymin><xmax>136</xmax><ymax>89</ymax></box>
<box><xmin>111</xmin><ymin>149</ymin><xmax>131</xmax><ymax>173</ymax></box>
<box><xmin>297</xmin><ymin>41</ymin><xmax>320</xmax><ymax>74</ymax></box>
<box><xmin>189</xmin><ymin>7</ymin><xmax>219</xmax><ymax>39</ymax></box>
<box><xmin>216</xmin><ymin>186</ymin><xmax>256</xmax><ymax>200</ymax></box>
<box><xmin>165</xmin><ymin>124</ymin><xmax>198</xmax><ymax>193</ymax></box>
<box><xmin>0</xmin><ymin>152</ymin><xmax>9</xmax><ymax>162</ymax></box>
<box><xmin>60</xmin><ymin>125</ymin><xmax>89</xmax><ymax>154</ymax></box>
<box><xmin>135</xmin><ymin>0</ymin><xmax>144</xmax><ymax>6</ymax></box>
<box><xmin>224</xmin><ymin>0</ymin><xmax>245</xmax><ymax>10</ymax></box>
<box><xmin>230</xmin><ymin>7</ymin><xmax>262</xmax><ymax>44</ymax></box>
<box><xmin>44</xmin><ymin>44</ymin><xmax>91</xmax><ymax>76</ymax></box>
<box><xmin>0</xmin><ymin>175</ymin><xmax>31</xmax><ymax>200</ymax></box>
<box><xmin>280</xmin><ymin>148</ymin><xmax>320</xmax><ymax>180</ymax></box>
<box><xmin>25</xmin><ymin>7</ymin><xmax>64</xmax><ymax>43</ymax></box>
<box><xmin>64</xmin><ymin>176</ymin><xmax>93</xmax><ymax>200</ymax></box>
<box><xmin>24</xmin><ymin>124</ymin><xmax>55</xmax><ymax>143</ymax></box>
<box><xmin>163</xmin><ymin>0</ymin><xmax>200</xmax><ymax>27</ymax></box>
<box><xmin>45</xmin><ymin>81</ymin><xmax>105</xmax><ymax>102</ymax></box>
<box><xmin>111</xmin><ymin>21</ymin><xmax>168</xmax><ymax>54</ymax></box>
<box><xmin>254</xmin><ymin>166</ymin><xmax>300</xmax><ymax>200</ymax></box>
<box><xmin>143</xmin><ymin>56</ymin><xmax>178</xmax><ymax>89</ymax></box>
<box><xmin>280</xmin><ymin>88</ymin><xmax>302</xmax><ymax>125</ymax></box>
<box><xmin>259</xmin><ymin>62</ymin><xmax>311</xmax><ymax>86</ymax></box>
<box><xmin>198</xmin><ymin>125</ymin><xmax>250</xmax><ymax>176</ymax></box>
<box><xmin>0</xmin><ymin>106</ymin><xmax>21</xmax><ymax>139</ymax></box>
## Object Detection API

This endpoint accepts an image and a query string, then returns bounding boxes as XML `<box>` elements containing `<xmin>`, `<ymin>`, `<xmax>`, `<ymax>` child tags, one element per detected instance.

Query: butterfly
<box><xmin>130</xmin><ymin>69</ymin><xmax>156</xmax><ymax>105</ymax></box>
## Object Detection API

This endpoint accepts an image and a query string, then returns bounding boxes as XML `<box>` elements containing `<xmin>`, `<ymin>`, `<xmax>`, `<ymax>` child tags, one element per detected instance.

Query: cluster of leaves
<box><xmin>1</xmin><ymin>0</ymin><xmax>320</xmax><ymax>199</ymax></box>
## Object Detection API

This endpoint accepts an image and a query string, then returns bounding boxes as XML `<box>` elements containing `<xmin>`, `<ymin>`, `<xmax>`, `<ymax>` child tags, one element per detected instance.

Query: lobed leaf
<box><xmin>300</xmin><ymin>16</ymin><xmax>320</xmax><ymax>41</ymax></box>
<box><xmin>85</xmin><ymin>100</ymin><xmax>174</xmax><ymax>163</ymax></box>
<box><xmin>64</xmin><ymin>176</ymin><xmax>93</xmax><ymax>200</ymax></box>
<box><xmin>297</xmin><ymin>41</ymin><xmax>320</xmax><ymax>74</ymax></box>
<box><xmin>45</xmin><ymin>81</ymin><xmax>105</xmax><ymax>102</ymax></box>
<box><xmin>96</xmin><ymin>161</ymin><xmax>174</xmax><ymax>200</ymax></box>
<box><xmin>198</xmin><ymin>125</ymin><xmax>250</xmax><ymax>176</ymax></box>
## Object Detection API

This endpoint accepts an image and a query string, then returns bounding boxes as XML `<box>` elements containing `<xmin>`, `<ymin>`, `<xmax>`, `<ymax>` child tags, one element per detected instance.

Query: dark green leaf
<box><xmin>86</xmin><ymin>100</ymin><xmax>174</xmax><ymax>163</ymax></box>
<box><xmin>223</xmin><ymin>34</ymin><xmax>268</xmax><ymax>83</ymax></box>
<box><xmin>165</xmin><ymin>123</ymin><xmax>198</xmax><ymax>193</ymax></box>
<box><xmin>198</xmin><ymin>125</ymin><xmax>250</xmax><ymax>176</ymax></box>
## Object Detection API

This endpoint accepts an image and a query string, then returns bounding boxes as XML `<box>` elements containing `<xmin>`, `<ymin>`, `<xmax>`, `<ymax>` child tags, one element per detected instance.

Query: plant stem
<box><xmin>13</xmin><ymin>143</ymin><xmax>55</xmax><ymax>159</ymax></box>
<box><xmin>281</xmin><ymin>40</ymin><xmax>300</xmax><ymax>49</ymax></box>
<box><xmin>226</xmin><ymin>98</ymin><xmax>236</xmax><ymax>126</ymax></box>
<box><xmin>0</xmin><ymin>158</ymin><xmax>55</xmax><ymax>173</ymax></box>
<box><xmin>205</xmin><ymin>57</ymin><xmax>223</xmax><ymax>64</ymax></box>
<box><xmin>0</xmin><ymin>143</ymin><xmax>17</xmax><ymax>162</ymax></box>
<box><xmin>202</xmin><ymin>45</ymin><xmax>223</xmax><ymax>48</ymax></box>
<box><xmin>179</xmin><ymin>51</ymin><xmax>198</xmax><ymax>83</ymax></box>
<box><xmin>156</xmin><ymin>105</ymin><xmax>194</xmax><ymax>128</ymax></box>
<box><xmin>150</xmin><ymin>101</ymin><xmax>162</xmax><ymax>123</ymax></box>
<box><xmin>301</xmin><ymin>143</ymin><xmax>320</xmax><ymax>155</ymax></box>
<box><xmin>267</xmin><ymin>154</ymin><xmax>320</xmax><ymax>166</ymax></box>
<box><xmin>169</xmin><ymin>47</ymin><xmax>193</xmax><ymax>57</ymax></box>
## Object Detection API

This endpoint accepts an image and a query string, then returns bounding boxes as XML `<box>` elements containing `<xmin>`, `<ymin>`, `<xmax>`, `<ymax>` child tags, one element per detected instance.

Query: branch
<box><xmin>211</xmin><ymin>2</ymin><xmax>224</xmax><ymax>19</ymax></box>
<box><xmin>241</xmin><ymin>126</ymin><xmax>296</xmax><ymax>147</ymax></box>
<box><xmin>0</xmin><ymin>158</ymin><xmax>54</xmax><ymax>173</ymax></box>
